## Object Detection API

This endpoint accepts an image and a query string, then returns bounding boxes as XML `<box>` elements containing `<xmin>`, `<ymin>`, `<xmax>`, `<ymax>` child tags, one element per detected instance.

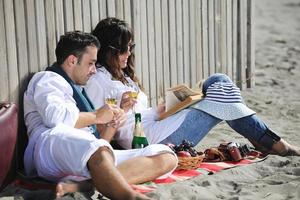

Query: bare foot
<box><xmin>56</xmin><ymin>182</ymin><xmax>79</xmax><ymax>198</ymax></box>
<box><xmin>56</xmin><ymin>180</ymin><xmax>94</xmax><ymax>198</ymax></box>
<box><xmin>272</xmin><ymin>139</ymin><xmax>300</xmax><ymax>156</ymax></box>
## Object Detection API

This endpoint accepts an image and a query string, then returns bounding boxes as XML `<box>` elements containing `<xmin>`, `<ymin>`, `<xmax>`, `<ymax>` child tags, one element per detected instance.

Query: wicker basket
<box><xmin>177</xmin><ymin>154</ymin><xmax>205</xmax><ymax>170</ymax></box>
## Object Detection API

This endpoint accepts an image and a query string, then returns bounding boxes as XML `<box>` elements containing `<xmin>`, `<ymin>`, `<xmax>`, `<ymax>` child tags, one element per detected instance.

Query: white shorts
<box><xmin>33</xmin><ymin>124</ymin><xmax>175</xmax><ymax>182</ymax></box>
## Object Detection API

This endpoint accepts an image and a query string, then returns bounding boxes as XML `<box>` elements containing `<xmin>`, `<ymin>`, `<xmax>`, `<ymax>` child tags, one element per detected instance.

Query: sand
<box><xmin>1</xmin><ymin>0</ymin><xmax>300</xmax><ymax>199</ymax></box>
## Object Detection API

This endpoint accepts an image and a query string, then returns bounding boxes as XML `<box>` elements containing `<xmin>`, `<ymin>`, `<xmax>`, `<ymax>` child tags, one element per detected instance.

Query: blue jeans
<box><xmin>160</xmin><ymin>73</ymin><xmax>277</xmax><ymax>150</ymax></box>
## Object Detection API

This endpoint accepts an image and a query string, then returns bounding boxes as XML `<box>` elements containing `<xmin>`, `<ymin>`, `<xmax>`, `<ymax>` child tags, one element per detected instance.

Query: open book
<box><xmin>158</xmin><ymin>84</ymin><xmax>203</xmax><ymax>120</ymax></box>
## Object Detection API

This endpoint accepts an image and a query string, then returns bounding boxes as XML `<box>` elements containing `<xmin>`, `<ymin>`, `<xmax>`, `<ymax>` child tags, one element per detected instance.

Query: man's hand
<box><xmin>96</xmin><ymin>106</ymin><xmax>126</xmax><ymax>142</ymax></box>
<box><xmin>95</xmin><ymin>104</ymin><xmax>122</xmax><ymax>124</ymax></box>
<box><xmin>120</xmin><ymin>91</ymin><xmax>137</xmax><ymax>113</ymax></box>
<box><xmin>75</xmin><ymin>104</ymin><xmax>126</xmax><ymax>130</ymax></box>
<box><xmin>112</xmin><ymin>108</ymin><xmax>126</xmax><ymax>128</ymax></box>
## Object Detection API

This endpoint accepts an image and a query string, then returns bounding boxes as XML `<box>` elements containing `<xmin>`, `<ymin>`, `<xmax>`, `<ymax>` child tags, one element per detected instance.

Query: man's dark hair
<box><xmin>55</xmin><ymin>31</ymin><xmax>100</xmax><ymax>65</ymax></box>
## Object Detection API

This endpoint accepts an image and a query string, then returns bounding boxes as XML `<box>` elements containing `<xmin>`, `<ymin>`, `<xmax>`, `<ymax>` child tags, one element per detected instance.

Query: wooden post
<box><xmin>246</xmin><ymin>0</ymin><xmax>255</xmax><ymax>88</ymax></box>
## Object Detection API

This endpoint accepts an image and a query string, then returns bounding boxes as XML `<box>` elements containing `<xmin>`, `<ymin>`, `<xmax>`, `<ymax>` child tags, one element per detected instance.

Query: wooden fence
<box><xmin>0</xmin><ymin>0</ymin><xmax>255</xmax><ymax>105</ymax></box>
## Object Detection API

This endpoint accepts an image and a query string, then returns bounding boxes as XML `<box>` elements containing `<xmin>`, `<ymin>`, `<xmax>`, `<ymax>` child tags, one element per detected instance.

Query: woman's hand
<box><xmin>156</xmin><ymin>101</ymin><xmax>166</xmax><ymax>116</ymax></box>
<box><xmin>120</xmin><ymin>91</ymin><xmax>137</xmax><ymax>112</ymax></box>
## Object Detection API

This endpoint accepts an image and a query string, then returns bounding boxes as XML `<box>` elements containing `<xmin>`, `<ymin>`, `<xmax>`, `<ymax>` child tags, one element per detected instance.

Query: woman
<box><xmin>85</xmin><ymin>17</ymin><xmax>300</xmax><ymax>156</ymax></box>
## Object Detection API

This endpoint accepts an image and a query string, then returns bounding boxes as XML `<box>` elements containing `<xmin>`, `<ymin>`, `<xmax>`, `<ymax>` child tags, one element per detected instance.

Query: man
<box><xmin>23</xmin><ymin>31</ymin><xmax>177</xmax><ymax>200</ymax></box>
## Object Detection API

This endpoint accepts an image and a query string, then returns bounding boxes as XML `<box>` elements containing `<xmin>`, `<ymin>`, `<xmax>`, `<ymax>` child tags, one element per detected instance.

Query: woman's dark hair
<box><xmin>55</xmin><ymin>31</ymin><xmax>100</xmax><ymax>65</ymax></box>
<box><xmin>92</xmin><ymin>17</ymin><xmax>141</xmax><ymax>88</ymax></box>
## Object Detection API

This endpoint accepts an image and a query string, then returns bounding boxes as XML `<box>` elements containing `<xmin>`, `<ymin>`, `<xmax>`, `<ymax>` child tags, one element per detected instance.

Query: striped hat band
<box><xmin>205</xmin><ymin>82</ymin><xmax>242</xmax><ymax>103</ymax></box>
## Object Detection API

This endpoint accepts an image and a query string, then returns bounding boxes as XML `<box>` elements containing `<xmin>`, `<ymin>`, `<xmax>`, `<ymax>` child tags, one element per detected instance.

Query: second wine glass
<box><xmin>105</xmin><ymin>89</ymin><xmax>118</xmax><ymax>105</ymax></box>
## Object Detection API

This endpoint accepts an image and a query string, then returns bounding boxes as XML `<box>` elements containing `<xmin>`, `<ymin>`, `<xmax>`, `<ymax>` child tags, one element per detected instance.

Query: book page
<box><xmin>168</xmin><ymin>84</ymin><xmax>201</xmax><ymax>101</ymax></box>
<box><xmin>165</xmin><ymin>91</ymin><xmax>181</xmax><ymax>111</ymax></box>
<box><xmin>158</xmin><ymin>84</ymin><xmax>203</xmax><ymax>120</ymax></box>
<box><xmin>159</xmin><ymin>94</ymin><xmax>203</xmax><ymax>120</ymax></box>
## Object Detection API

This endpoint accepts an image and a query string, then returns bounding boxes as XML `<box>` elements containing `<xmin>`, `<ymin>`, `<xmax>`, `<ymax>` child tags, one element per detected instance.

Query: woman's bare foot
<box><xmin>271</xmin><ymin>139</ymin><xmax>300</xmax><ymax>156</ymax></box>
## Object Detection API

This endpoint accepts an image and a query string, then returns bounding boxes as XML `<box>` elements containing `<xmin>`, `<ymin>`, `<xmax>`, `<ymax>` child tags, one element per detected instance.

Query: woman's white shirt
<box><xmin>85</xmin><ymin>67</ymin><xmax>190</xmax><ymax>149</ymax></box>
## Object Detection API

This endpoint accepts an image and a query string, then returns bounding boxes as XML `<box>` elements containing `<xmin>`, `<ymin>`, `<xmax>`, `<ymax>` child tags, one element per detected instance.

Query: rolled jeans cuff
<box><xmin>258</xmin><ymin>128</ymin><xmax>281</xmax><ymax>150</ymax></box>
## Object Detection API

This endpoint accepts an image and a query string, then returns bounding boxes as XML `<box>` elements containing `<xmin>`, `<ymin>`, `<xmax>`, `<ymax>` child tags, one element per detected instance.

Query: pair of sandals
<box><xmin>203</xmin><ymin>142</ymin><xmax>262</xmax><ymax>162</ymax></box>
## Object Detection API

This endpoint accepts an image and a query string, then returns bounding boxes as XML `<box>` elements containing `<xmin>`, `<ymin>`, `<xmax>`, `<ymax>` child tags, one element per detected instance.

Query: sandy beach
<box><xmin>1</xmin><ymin>0</ymin><xmax>300</xmax><ymax>199</ymax></box>
<box><xmin>146</xmin><ymin>0</ymin><xmax>300</xmax><ymax>199</ymax></box>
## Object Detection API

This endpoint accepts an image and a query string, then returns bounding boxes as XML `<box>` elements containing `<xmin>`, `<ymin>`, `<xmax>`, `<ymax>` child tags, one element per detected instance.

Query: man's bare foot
<box><xmin>56</xmin><ymin>181</ymin><xmax>94</xmax><ymax>198</ymax></box>
<box><xmin>56</xmin><ymin>182</ymin><xmax>78</xmax><ymax>198</ymax></box>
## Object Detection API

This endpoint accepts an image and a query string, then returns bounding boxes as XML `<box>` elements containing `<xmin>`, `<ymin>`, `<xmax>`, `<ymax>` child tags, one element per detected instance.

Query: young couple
<box><xmin>24</xmin><ymin>17</ymin><xmax>300</xmax><ymax>200</ymax></box>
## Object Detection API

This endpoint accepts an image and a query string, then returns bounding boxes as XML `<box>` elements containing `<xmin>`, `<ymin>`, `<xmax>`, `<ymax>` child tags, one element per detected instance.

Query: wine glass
<box><xmin>105</xmin><ymin>89</ymin><xmax>118</xmax><ymax>105</ymax></box>
<box><xmin>128</xmin><ymin>83</ymin><xmax>139</xmax><ymax>113</ymax></box>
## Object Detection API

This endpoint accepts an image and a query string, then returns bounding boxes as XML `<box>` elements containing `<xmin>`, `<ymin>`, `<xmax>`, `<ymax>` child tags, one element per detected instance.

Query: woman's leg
<box><xmin>226</xmin><ymin>115</ymin><xmax>300</xmax><ymax>156</ymax></box>
<box><xmin>160</xmin><ymin>108</ymin><xmax>221</xmax><ymax>145</ymax></box>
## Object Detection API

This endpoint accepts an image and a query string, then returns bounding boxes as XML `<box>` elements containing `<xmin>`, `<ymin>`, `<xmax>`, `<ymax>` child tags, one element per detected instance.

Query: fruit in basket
<box><xmin>177</xmin><ymin>151</ymin><xmax>191</xmax><ymax>157</ymax></box>
<box><xmin>167</xmin><ymin>139</ymin><xmax>202</xmax><ymax>157</ymax></box>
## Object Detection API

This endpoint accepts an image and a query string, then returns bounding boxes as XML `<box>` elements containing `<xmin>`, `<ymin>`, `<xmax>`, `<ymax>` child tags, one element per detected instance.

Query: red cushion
<box><xmin>0</xmin><ymin>102</ymin><xmax>18</xmax><ymax>190</ymax></box>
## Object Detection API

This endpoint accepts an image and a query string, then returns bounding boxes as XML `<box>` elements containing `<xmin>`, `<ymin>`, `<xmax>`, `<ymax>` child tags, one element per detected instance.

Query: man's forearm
<box><xmin>97</xmin><ymin>124</ymin><xmax>117</xmax><ymax>142</ymax></box>
<box><xmin>75</xmin><ymin>112</ymin><xmax>97</xmax><ymax>129</ymax></box>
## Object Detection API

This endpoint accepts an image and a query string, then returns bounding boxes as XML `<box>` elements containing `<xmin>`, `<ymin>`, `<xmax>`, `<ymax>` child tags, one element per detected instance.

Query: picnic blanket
<box><xmin>132</xmin><ymin>156</ymin><xmax>267</xmax><ymax>193</ymax></box>
<box><xmin>11</xmin><ymin>156</ymin><xmax>267</xmax><ymax>195</ymax></box>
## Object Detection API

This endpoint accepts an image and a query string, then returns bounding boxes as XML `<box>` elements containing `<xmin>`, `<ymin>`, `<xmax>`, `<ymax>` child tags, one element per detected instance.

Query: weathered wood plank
<box><xmin>123</xmin><ymin>0</ymin><xmax>131</xmax><ymax>27</ymax></box>
<box><xmin>220</xmin><ymin>0</ymin><xmax>227</xmax><ymax>74</ymax></box>
<box><xmin>195</xmin><ymin>0</ymin><xmax>203</xmax><ymax>83</ymax></box>
<box><xmin>107</xmin><ymin>0</ymin><xmax>116</xmax><ymax>17</ymax></box>
<box><xmin>115</xmin><ymin>0</ymin><xmax>124</xmax><ymax>19</ymax></box>
<box><xmin>73</xmin><ymin>0</ymin><xmax>83</xmax><ymax>30</ymax></box>
<box><xmin>45</xmin><ymin>0</ymin><xmax>56</xmax><ymax>65</ymax></box>
<box><xmin>139</xmin><ymin>0</ymin><xmax>150</xmax><ymax>98</ymax></box>
<box><xmin>91</xmin><ymin>0</ymin><xmax>99</xmax><ymax>29</ymax></box>
<box><xmin>246</xmin><ymin>0</ymin><xmax>255</xmax><ymax>88</ymax></box>
<box><xmin>189</xmin><ymin>0</ymin><xmax>197</xmax><ymax>85</ymax></box>
<box><xmin>232</xmin><ymin>0</ymin><xmax>237</xmax><ymax>82</ymax></box>
<box><xmin>208</xmin><ymin>0</ymin><xmax>215</xmax><ymax>75</ymax></box>
<box><xmin>99</xmin><ymin>0</ymin><xmax>107</xmax><ymax>20</ymax></box>
<box><xmin>201</xmin><ymin>0</ymin><xmax>209</xmax><ymax>78</ymax></box>
<box><xmin>131</xmin><ymin>0</ymin><xmax>142</xmax><ymax>83</ymax></box>
<box><xmin>14</xmin><ymin>0</ymin><xmax>29</xmax><ymax>83</ymax></box>
<box><xmin>35</xmin><ymin>0</ymin><xmax>48</xmax><ymax>70</ymax></box>
<box><xmin>4</xmin><ymin>0</ymin><xmax>19</xmax><ymax>102</ymax></box>
<box><xmin>236</xmin><ymin>0</ymin><xmax>246</xmax><ymax>89</ymax></box>
<box><xmin>214</xmin><ymin>0</ymin><xmax>221</xmax><ymax>73</ymax></box>
<box><xmin>0</xmin><ymin>0</ymin><xmax>9</xmax><ymax>101</ymax></box>
<box><xmin>25</xmin><ymin>0</ymin><xmax>39</xmax><ymax>73</ymax></box>
<box><xmin>82</xmin><ymin>0</ymin><xmax>92</xmax><ymax>32</ymax></box>
<box><xmin>161</xmin><ymin>0</ymin><xmax>170</xmax><ymax>89</ymax></box>
<box><xmin>169</xmin><ymin>0</ymin><xmax>177</xmax><ymax>86</ymax></box>
<box><xmin>226</xmin><ymin>0</ymin><xmax>233</xmax><ymax>79</ymax></box>
<box><xmin>54</xmin><ymin>0</ymin><xmax>65</xmax><ymax>40</ymax></box>
<box><xmin>153</xmin><ymin>0</ymin><xmax>164</xmax><ymax>102</ymax></box>
<box><xmin>146</xmin><ymin>0</ymin><xmax>156</xmax><ymax>105</ymax></box>
<box><xmin>176</xmin><ymin>0</ymin><xmax>184</xmax><ymax>84</ymax></box>
<box><xmin>182</xmin><ymin>0</ymin><xmax>190</xmax><ymax>84</ymax></box>
<box><xmin>63</xmin><ymin>0</ymin><xmax>74</xmax><ymax>31</ymax></box>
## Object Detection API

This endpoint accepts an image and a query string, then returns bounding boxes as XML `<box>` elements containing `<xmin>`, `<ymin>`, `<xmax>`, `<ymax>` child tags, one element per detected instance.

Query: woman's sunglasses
<box><xmin>108</xmin><ymin>43</ymin><xmax>135</xmax><ymax>54</ymax></box>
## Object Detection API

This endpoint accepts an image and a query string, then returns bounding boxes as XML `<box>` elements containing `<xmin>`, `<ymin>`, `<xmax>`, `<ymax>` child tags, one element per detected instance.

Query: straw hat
<box><xmin>192</xmin><ymin>81</ymin><xmax>255</xmax><ymax>120</ymax></box>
